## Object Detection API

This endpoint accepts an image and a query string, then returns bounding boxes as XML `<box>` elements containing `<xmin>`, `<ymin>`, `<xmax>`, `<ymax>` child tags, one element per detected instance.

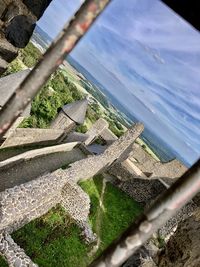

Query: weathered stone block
<box><xmin>0</xmin><ymin>33</ymin><xmax>18</xmax><ymax>62</ymax></box>
<box><xmin>5</xmin><ymin>15</ymin><xmax>36</xmax><ymax>48</ymax></box>
<box><xmin>1</xmin><ymin>128</ymin><xmax>66</xmax><ymax>148</ymax></box>
<box><xmin>2</xmin><ymin>2</ymin><xmax>20</xmax><ymax>22</ymax></box>
<box><xmin>0</xmin><ymin>57</ymin><xmax>8</xmax><ymax>74</ymax></box>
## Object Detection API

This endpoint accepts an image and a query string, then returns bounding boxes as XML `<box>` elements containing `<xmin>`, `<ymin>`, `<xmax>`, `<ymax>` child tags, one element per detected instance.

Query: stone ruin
<box><xmin>0</xmin><ymin>115</ymin><xmax>144</xmax><ymax>266</ymax></box>
<box><xmin>0</xmin><ymin>70</ymin><xmax>197</xmax><ymax>267</ymax></box>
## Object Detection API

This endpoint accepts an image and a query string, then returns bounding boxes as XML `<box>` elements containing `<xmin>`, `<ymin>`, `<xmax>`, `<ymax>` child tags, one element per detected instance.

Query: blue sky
<box><xmin>38</xmin><ymin>0</ymin><xmax>200</xmax><ymax>166</ymax></box>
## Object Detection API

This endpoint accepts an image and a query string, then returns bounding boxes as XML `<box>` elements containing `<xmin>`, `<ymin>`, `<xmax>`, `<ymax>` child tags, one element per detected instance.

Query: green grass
<box><xmin>0</xmin><ymin>257</ymin><xmax>8</xmax><ymax>267</ymax></box>
<box><xmin>0</xmin><ymin>176</ymin><xmax>142</xmax><ymax>267</ymax></box>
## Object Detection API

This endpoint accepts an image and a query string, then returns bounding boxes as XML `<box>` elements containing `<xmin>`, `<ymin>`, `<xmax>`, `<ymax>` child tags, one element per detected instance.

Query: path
<box><xmin>89</xmin><ymin>178</ymin><xmax>107</xmax><ymax>257</ymax></box>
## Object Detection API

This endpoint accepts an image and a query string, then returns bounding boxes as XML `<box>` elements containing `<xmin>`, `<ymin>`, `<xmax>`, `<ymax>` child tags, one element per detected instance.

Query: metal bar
<box><xmin>0</xmin><ymin>0</ymin><xmax>111</xmax><ymax>138</ymax></box>
<box><xmin>90</xmin><ymin>159</ymin><xmax>200</xmax><ymax>267</ymax></box>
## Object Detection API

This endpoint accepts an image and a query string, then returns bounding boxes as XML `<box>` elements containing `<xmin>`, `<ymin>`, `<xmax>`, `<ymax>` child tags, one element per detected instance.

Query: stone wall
<box><xmin>50</xmin><ymin>111</ymin><xmax>76</xmax><ymax>132</ymax></box>
<box><xmin>84</xmin><ymin>118</ymin><xmax>109</xmax><ymax>145</ymax></box>
<box><xmin>130</xmin><ymin>143</ymin><xmax>187</xmax><ymax>179</ymax></box>
<box><xmin>0</xmin><ymin>124</ymin><xmax>144</xmax><ymax>266</ymax></box>
<box><xmin>0</xmin><ymin>232</ymin><xmax>38</xmax><ymax>267</ymax></box>
<box><xmin>158</xmin><ymin>207</ymin><xmax>200</xmax><ymax>267</ymax></box>
<box><xmin>1</xmin><ymin>128</ymin><xmax>66</xmax><ymax>148</ymax></box>
<box><xmin>100</xmin><ymin>127</ymin><xmax>118</xmax><ymax>144</ymax></box>
<box><xmin>0</xmin><ymin>142</ymin><xmax>87</xmax><ymax>192</ymax></box>
<box><xmin>0</xmin><ymin>0</ymin><xmax>52</xmax><ymax>74</ymax></box>
<box><xmin>151</xmin><ymin>159</ymin><xmax>187</xmax><ymax>180</ymax></box>
<box><xmin>0</xmin><ymin>123</ymin><xmax>144</xmax><ymax>233</ymax></box>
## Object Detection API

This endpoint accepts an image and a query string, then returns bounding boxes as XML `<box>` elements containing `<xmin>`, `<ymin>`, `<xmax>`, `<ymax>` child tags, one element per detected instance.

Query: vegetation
<box><xmin>2</xmin><ymin>43</ymin><xmax>42</xmax><ymax>77</ymax></box>
<box><xmin>1</xmin><ymin>41</ymin><xmax>125</xmax><ymax>137</ymax></box>
<box><xmin>18</xmin><ymin>42</ymin><xmax>42</xmax><ymax>68</ymax></box>
<box><xmin>0</xmin><ymin>257</ymin><xmax>8</xmax><ymax>267</ymax></box>
<box><xmin>80</xmin><ymin>80</ymin><xmax>110</xmax><ymax>110</ymax></box>
<box><xmin>21</xmin><ymin>71</ymin><xmax>84</xmax><ymax>128</ymax></box>
<box><xmin>0</xmin><ymin>176</ymin><xmax>142</xmax><ymax>267</ymax></box>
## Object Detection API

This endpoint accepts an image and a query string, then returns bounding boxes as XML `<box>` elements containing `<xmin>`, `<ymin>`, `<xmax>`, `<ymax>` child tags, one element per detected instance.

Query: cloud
<box><xmin>38</xmin><ymin>0</ymin><xmax>200</xmax><ymax>165</ymax></box>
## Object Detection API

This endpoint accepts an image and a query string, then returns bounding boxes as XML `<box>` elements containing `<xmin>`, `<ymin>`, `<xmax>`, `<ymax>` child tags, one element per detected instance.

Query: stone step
<box><xmin>0</xmin><ymin>33</ymin><xmax>18</xmax><ymax>62</ymax></box>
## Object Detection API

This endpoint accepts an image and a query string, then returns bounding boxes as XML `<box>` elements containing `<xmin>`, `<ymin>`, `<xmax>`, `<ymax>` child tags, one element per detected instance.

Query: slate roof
<box><xmin>0</xmin><ymin>69</ymin><xmax>31</xmax><ymax>108</ymax></box>
<box><xmin>62</xmin><ymin>98</ymin><xmax>88</xmax><ymax>124</ymax></box>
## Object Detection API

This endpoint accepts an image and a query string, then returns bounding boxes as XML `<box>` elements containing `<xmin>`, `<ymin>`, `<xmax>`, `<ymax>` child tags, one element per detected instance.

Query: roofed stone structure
<box><xmin>62</xmin><ymin>98</ymin><xmax>88</xmax><ymax>125</ymax></box>
<box><xmin>50</xmin><ymin>98</ymin><xmax>88</xmax><ymax>132</ymax></box>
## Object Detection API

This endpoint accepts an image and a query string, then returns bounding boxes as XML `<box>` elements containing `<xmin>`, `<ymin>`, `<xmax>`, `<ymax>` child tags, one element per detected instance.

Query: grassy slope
<box><xmin>0</xmin><ymin>176</ymin><xmax>142</xmax><ymax>267</ymax></box>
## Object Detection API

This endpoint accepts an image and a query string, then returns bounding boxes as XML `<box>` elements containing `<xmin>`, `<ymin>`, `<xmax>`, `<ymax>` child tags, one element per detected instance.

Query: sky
<box><xmin>38</xmin><ymin>0</ymin><xmax>200</xmax><ymax>166</ymax></box>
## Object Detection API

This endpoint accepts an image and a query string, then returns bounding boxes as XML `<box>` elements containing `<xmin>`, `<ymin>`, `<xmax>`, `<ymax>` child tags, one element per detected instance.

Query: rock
<box><xmin>0</xmin><ymin>57</ymin><xmax>8</xmax><ymax>74</ymax></box>
<box><xmin>158</xmin><ymin>208</ymin><xmax>200</xmax><ymax>267</ymax></box>
<box><xmin>5</xmin><ymin>15</ymin><xmax>36</xmax><ymax>48</ymax></box>
<box><xmin>14</xmin><ymin>258</ymin><xmax>21</xmax><ymax>267</ymax></box>
<box><xmin>23</xmin><ymin>0</ymin><xmax>52</xmax><ymax>18</ymax></box>
<box><xmin>0</xmin><ymin>34</ymin><xmax>18</xmax><ymax>62</ymax></box>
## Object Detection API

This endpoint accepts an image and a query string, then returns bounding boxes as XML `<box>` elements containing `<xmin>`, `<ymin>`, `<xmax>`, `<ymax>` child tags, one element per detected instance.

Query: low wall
<box><xmin>0</xmin><ymin>143</ymin><xmax>88</xmax><ymax>191</ymax></box>
<box><xmin>1</xmin><ymin>128</ymin><xmax>65</xmax><ymax>148</ymax></box>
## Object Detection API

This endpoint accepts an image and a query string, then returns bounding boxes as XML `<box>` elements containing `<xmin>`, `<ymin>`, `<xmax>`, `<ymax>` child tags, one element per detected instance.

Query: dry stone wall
<box><xmin>0</xmin><ymin>0</ymin><xmax>52</xmax><ymax>73</ymax></box>
<box><xmin>0</xmin><ymin>124</ymin><xmax>144</xmax><ymax>233</ymax></box>
<box><xmin>61</xmin><ymin>181</ymin><xmax>96</xmax><ymax>243</ymax></box>
<box><xmin>0</xmin><ymin>232</ymin><xmax>38</xmax><ymax>267</ymax></box>
<box><xmin>0</xmin><ymin>124</ymin><xmax>144</xmax><ymax>266</ymax></box>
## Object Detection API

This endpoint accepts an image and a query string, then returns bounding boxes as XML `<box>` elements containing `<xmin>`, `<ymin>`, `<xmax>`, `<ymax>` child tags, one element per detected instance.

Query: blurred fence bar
<box><xmin>90</xmin><ymin>159</ymin><xmax>200</xmax><ymax>267</ymax></box>
<box><xmin>0</xmin><ymin>0</ymin><xmax>110</xmax><ymax>138</ymax></box>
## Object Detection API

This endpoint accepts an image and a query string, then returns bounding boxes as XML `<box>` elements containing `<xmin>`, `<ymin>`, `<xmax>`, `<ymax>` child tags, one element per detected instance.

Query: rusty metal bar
<box><xmin>90</xmin><ymin>159</ymin><xmax>200</xmax><ymax>267</ymax></box>
<box><xmin>0</xmin><ymin>0</ymin><xmax>111</xmax><ymax>138</ymax></box>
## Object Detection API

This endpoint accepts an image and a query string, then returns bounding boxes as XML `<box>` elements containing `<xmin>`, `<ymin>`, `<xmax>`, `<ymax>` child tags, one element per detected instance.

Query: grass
<box><xmin>0</xmin><ymin>176</ymin><xmax>142</xmax><ymax>267</ymax></box>
<box><xmin>0</xmin><ymin>257</ymin><xmax>8</xmax><ymax>267</ymax></box>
